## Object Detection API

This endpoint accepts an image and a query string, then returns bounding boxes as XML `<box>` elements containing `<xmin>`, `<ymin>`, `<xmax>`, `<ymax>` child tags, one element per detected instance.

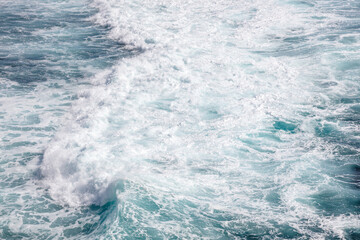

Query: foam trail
<box><xmin>37</xmin><ymin>0</ymin><xmax>360</xmax><ymax>238</ymax></box>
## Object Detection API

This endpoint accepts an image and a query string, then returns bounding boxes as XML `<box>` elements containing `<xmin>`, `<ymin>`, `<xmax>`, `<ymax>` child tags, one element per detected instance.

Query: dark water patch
<box><xmin>15</xmin><ymin>152</ymin><xmax>43</xmax><ymax>166</ymax></box>
<box><xmin>314</xmin><ymin>122</ymin><xmax>360</xmax><ymax>152</ymax></box>
<box><xmin>336</xmin><ymin>97</ymin><xmax>360</xmax><ymax>104</ymax></box>
<box><xmin>0</xmin><ymin>226</ymin><xmax>30</xmax><ymax>240</ymax></box>
<box><xmin>4</xmin><ymin>126</ymin><xmax>56</xmax><ymax>132</ymax></box>
<box><xmin>283</xmin><ymin>35</ymin><xmax>309</xmax><ymax>43</ymax></box>
<box><xmin>265</xmin><ymin>190</ymin><xmax>282</xmax><ymax>206</ymax></box>
<box><xmin>273</xmin><ymin>120</ymin><xmax>298</xmax><ymax>133</ymax></box>
<box><xmin>333</xmin><ymin>146</ymin><xmax>358</xmax><ymax>156</ymax></box>
<box><xmin>5</xmin><ymin>196</ymin><xmax>117</xmax><ymax>239</ymax></box>
<box><xmin>315</xmin><ymin>122</ymin><xmax>341</xmax><ymax>138</ymax></box>
<box><xmin>309</xmin><ymin>189</ymin><xmax>360</xmax><ymax>215</ymax></box>
<box><xmin>316</xmin><ymin>155</ymin><xmax>360</xmax><ymax>215</ymax></box>
<box><xmin>3</xmin><ymin>141</ymin><xmax>37</xmax><ymax>150</ymax></box>
<box><xmin>335</xmin><ymin>163</ymin><xmax>360</xmax><ymax>188</ymax></box>
<box><xmin>345</xmin><ymin>228</ymin><xmax>360</xmax><ymax>240</ymax></box>
<box><xmin>221</xmin><ymin>222</ymin><xmax>303</xmax><ymax>239</ymax></box>
<box><xmin>0</xmin><ymin>0</ymin><xmax>141</xmax><ymax>84</ymax></box>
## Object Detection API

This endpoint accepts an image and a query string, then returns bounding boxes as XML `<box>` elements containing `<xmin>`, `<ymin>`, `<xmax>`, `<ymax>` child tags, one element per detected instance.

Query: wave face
<box><xmin>1</xmin><ymin>0</ymin><xmax>360</xmax><ymax>239</ymax></box>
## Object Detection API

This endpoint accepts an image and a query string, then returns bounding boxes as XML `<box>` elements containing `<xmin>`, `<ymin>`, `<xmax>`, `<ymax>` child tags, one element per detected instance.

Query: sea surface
<box><xmin>0</xmin><ymin>0</ymin><xmax>359</xmax><ymax>239</ymax></box>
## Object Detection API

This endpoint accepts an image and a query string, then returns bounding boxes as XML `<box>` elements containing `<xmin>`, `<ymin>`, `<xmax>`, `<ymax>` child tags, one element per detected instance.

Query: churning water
<box><xmin>0</xmin><ymin>0</ymin><xmax>359</xmax><ymax>239</ymax></box>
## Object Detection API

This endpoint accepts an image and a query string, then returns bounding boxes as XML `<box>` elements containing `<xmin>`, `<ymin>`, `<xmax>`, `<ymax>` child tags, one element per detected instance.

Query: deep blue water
<box><xmin>0</xmin><ymin>0</ymin><xmax>359</xmax><ymax>239</ymax></box>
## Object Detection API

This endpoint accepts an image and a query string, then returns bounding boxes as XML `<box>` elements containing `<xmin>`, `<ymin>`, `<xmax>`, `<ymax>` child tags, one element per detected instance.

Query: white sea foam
<box><xmin>39</xmin><ymin>0</ymin><xmax>360</xmax><ymax>238</ymax></box>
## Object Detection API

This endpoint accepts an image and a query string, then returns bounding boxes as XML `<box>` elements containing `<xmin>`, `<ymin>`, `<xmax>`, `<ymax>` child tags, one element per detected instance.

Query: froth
<box><xmin>39</xmin><ymin>0</ymin><xmax>359</xmax><ymax>238</ymax></box>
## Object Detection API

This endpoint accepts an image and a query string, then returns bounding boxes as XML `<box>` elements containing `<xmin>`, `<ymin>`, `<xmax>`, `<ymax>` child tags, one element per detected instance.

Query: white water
<box><xmin>35</xmin><ymin>0</ymin><xmax>360</xmax><ymax>238</ymax></box>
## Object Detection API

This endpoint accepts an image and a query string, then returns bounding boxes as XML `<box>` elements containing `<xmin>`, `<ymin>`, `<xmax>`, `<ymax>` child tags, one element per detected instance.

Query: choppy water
<box><xmin>0</xmin><ymin>0</ymin><xmax>359</xmax><ymax>239</ymax></box>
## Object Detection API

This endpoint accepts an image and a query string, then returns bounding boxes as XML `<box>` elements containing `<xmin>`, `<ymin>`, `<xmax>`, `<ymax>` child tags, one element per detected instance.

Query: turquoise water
<box><xmin>0</xmin><ymin>0</ymin><xmax>359</xmax><ymax>239</ymax></box>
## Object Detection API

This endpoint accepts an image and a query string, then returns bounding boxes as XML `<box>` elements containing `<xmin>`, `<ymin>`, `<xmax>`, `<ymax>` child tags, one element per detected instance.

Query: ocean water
<box><xmin>0</xmin><ymin>0</ymin><xmax>359</xmax><ymax>239</ymax></box>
